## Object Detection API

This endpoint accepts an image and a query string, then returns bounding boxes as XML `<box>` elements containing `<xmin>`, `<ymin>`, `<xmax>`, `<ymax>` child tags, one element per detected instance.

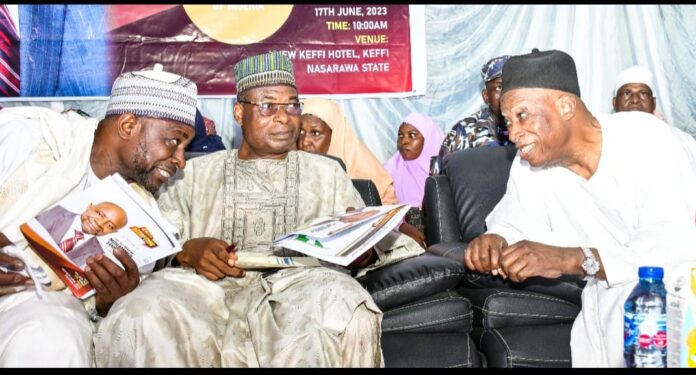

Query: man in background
<box><xmin>612</xmin><ymin>65</ymin><xmax>664</xmax><ymax>120</ymax></box>
<box><xmin>433</xmin><ymin>54</ymin><xmax>513</xmax><ymax>174</ymax></box>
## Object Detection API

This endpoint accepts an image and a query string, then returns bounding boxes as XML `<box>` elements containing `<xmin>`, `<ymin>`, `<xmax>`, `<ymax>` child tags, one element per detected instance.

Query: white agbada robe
<box><xmin>0</xmin><ymin>107</ymin><xmax>97</xmax><ymax>367</ymax></box>
<box><xmin>0</xmin><ymin>107</ymin><xmax>163</xmax><ymax>367</ymax></box>
<box><xmin>485</xmin><ymin>111</ymin><xmax>696</xmax><ymax>367</ymax></box>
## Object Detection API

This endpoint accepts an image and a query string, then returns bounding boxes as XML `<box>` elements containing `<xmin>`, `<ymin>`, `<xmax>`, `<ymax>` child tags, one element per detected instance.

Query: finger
<box><xmin>0</xmin><ymin>271</ymin><xmax>30</xmax><ymax>285</ymax></box>
<box><xmin>0</xmin><ymin>253</ymin><xmax>24</xmax><ymax>271</ymax></box>
<box><xmin>199</xmin><ymin>269</ymin><xmax>224</xmax><ymax>281</ymax></box>
<box><xmin>84</xmin><ymin>263</ymin><xmax>109</xmax><ymax>297</ymax></box>
<box><xmin>226</xmin><ymin>266</ymin><xmax>246</xmax><ymax>278</ymax></box>
<box><xmin>500</xmin><ymin>244</ymin><xmax>526</xmax><ymax>271</ymax></box>
<box><xmin>475</xmin><ymin>240</ymin><xmax>495</xmax><ymax>273</ymax></box>
<box><xmin>469</xmin><ymin>246</ymin><xmax>487</xmax><ymax>274</ymax></box>
<box><xmin>92</xmin><ymin>253</ymin><xmax>129</xmax><ymax>289</ymax></box>
<box><xmin>112</xmin><ymin>247</ymin><xmax>140</xmax><ymax>283</ymax></box>
<box><xmin>503</xmin><ymin>254</ymin><xmax>529</xmax><ymax>283</ymax></box>
<box><xmin>199</xmin><ymin>260</ymin><xmax>226</xmax><ymax>279</ymax></box>
<box><xmin>464</xmin><ymin>242</ymin><xmax>477</xmax><ymax>271</ymax></box>
<box><xmin>85</xmin><ymin>256</ymin><xmax>121</xmax><ymax>296</ymax></box>
<box><xmin>208</xmin><ymin>246</ymin><xmax>244</xmax><ymax>277</ymax></box>
<box><xmin>489</xmin><ymin>238</ymin><xmax>504</xmax><ymax>271</ymax></box>
<box><xmin>0</xmin><ymin>284</ymin><xmax>27</xmax><ymax>296</ymax></box>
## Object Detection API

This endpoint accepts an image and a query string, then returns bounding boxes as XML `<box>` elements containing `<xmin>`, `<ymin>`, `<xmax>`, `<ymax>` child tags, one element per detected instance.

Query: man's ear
<box><xmin>233</xmin><ymin>101</ymin><xmax>244</xmax><ymax>128</ymax></box>
<box><xmin>116</xmin><ymin>113</ymin><xmax>140</xmax><ymax>140</ymax></box>
<box><xmin>481</xmin><ymin>89</ymin><xmax>490</xmax><ymax>106</ymax></box>
<box><xmin>612</xmin><ymin>97</ymin><xmax>618</xmax><ymax>112</ymax></box>
<box><xmin>557</xmin><ymin>95</ymin><xmax>577</xmax><ymax>120</ymax></box>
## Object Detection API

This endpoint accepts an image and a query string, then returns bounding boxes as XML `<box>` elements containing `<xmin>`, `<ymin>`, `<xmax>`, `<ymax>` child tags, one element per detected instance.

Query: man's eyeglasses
<box><xmin>237</xmin><ymin>100</ymin><xmax>303</xmax><ymax>116</ymax></box>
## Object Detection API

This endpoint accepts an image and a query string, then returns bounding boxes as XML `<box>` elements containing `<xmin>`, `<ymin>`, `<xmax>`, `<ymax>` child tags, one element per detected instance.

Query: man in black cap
<box><xmin>463</xmin><ymin>48</ymin><xmax>696</xmax><ymax>367</ymax></box>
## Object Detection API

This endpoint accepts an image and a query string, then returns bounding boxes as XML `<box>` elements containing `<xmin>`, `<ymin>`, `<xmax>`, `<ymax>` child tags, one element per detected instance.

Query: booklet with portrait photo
<box><xmin>271</xmin><ymin>204</ymin><xmax>410</xmax><ymax>267</ymax></box>
<box><xmin>19</xmin><ymin>173</ymin><xmax>182</xmax><ymax>299</ymax></box>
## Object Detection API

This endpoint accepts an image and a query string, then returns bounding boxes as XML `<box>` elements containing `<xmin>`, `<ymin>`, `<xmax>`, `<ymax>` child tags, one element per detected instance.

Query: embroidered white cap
<box><xmin>105</xmin><ymin>64</ymin><xmax>198</xmax><ymax>127</ymax></box>
<box><xmin>614</xmin><ymin>65</ymin><xmax>654</xmax><ymax>94</ymax></box>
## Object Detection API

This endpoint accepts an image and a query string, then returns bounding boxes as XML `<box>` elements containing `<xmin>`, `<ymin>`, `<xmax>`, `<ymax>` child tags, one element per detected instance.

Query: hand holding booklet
<box><xmin>268</xmin><ymin>204</ymin><xmax>410</xmax><ymax>268</ymax></box>
<box><xmin>19</xmin><ymin>174</ymin><xmax>182</xmax><ymax>299</ymax></box>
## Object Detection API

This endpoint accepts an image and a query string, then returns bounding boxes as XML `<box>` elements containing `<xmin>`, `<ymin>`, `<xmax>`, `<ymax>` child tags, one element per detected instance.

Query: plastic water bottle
<box><xmin>624</xmin><ymin>266</ymin><xmax>667</xmax><ymax>368</ymax></box>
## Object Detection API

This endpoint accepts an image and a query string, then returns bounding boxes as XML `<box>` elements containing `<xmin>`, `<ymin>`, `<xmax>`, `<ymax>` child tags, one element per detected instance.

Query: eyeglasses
<box><xmin>237</xmin><ymin>100</ymin><xmax>303</xmax><ymax>116</ymax></box>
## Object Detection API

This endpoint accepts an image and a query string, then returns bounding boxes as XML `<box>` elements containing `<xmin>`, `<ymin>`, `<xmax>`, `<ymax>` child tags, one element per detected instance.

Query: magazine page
<box><xmin>20</xmin><ymin>174</ymin><xmax>182</xmax><ymax>299</ymax></box>
<box><xmin>273</xmin><ymin>204</ymin><xmax>410</xmax><ymax>267</ymax></box>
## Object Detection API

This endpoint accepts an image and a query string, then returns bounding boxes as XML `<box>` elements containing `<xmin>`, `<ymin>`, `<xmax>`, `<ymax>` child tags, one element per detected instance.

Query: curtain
<box><xmin>4</xmin><ymin>5</ymin><xmax>695</xmax><ymax>162</ymax></box>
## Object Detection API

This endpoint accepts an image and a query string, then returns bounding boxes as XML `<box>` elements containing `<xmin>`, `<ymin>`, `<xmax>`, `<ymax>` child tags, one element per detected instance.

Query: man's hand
<box><xmin>85</xmin><ymin>247</ymin><xmax>140</xmax><ymax>316</ymax></box>
<box><xmin>499</xmin><ymin>240</ymin><xmax>581</xmax><ymax>283</ymax></box>
<box><xmin>175</xmin><ymin>237</ymin><xmax>245</xmax><ymax>281</ymax></box>
<box><xmin>346</xmin><ymin>248</ymin><xmax>377</xmax><ymax>269</ymax></box>
<box><xmin>464</xmin><ymin>233</ymin><xmax>508</xmax><ymax>276</ymax></box>
<box><xmin>0</xmin><ymin>251</ymin><xmax>32</xmax><ymax>296</ymax></box>
<box><xmin>399</xmin><ymin>222</ymin><xmax>426</xmax><ymax>248</ymax></box>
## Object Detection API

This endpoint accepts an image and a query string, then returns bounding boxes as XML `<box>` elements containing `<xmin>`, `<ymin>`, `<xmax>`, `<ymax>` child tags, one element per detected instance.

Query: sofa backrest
<box><xmin>442</xmin><ymin>145</ymin><xmax>517</xmax><ymax>243</ymax></box>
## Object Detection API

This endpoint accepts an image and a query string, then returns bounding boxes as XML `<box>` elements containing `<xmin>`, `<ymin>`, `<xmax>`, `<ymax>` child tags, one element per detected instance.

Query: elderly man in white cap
<box><xmin>612</xmin><ymin>65</ymin><xmax>663</xmax><ymax>119</ymax></box>
<box><xmin>0</xmin><ymin>64</ymin><xmax>198</xmax><ymax>367</ymax></box>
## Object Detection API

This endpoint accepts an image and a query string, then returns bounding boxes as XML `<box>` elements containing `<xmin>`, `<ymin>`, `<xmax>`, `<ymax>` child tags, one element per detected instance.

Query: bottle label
<box><xmin>633</xmin><ymin>313</ymin><xmax>667</xmax><ymax>348</ymax></box>
<box><xmin>625</xmin><ymin>312</ymin><xmax>636</xmax><ymax>348</ymax></box>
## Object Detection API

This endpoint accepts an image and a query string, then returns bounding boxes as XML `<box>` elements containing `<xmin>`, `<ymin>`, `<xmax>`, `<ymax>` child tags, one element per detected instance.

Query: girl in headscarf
<box><xmin>298</xmin><ymin>97</ymin><xmax>398</xmax><ymax>205</ymax></box>
<box><xmin>384</xmin><ymin>112</ymin><xmax>446</xmax><ymax>246</ymax></box>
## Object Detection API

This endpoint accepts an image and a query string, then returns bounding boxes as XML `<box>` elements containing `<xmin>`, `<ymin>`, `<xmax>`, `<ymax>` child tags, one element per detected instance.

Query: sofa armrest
<box><xmin>424</xmin><ymin>175</ymin><xmax>461</xmax><ymax>245</ymax></box>
<box><xmin>358</xmin><ymin>253</ymin><xmax>467</xmax><ymax>311</ymax></box>
<box><xmin>428</xmin><ymin>242</ymin><xmax>586</xmax><ymax>306</ymax></box>
<box><xmin>456</xmin><ymin>287</ymin><xmax>580</xmax><ymax>329</ymax></box>
<box><xmin>426</xmin><ymin>242</ymin><xmax>466</xmax><ymax>262</ymax></box>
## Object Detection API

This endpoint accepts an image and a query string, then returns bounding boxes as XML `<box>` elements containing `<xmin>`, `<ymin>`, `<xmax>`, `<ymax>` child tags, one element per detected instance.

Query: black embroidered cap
<box><xmin>501</xmin><ymin>48</ymin><xmax>581</xmax><ymax>98</ymax></box>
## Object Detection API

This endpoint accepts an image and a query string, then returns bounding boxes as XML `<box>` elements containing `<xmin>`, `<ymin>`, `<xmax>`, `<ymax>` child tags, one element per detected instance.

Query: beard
<box><xmin>127</xmin><ymin>139</ymin><xmax>161</xmax><ymax>194</ymax></box>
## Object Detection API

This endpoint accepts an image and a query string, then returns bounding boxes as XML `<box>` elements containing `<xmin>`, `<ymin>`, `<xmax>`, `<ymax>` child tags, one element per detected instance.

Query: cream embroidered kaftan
<box><xmin>94</xmin><ymin>150</ymin><xmax>423</xmax><ymax>367</ymax></box>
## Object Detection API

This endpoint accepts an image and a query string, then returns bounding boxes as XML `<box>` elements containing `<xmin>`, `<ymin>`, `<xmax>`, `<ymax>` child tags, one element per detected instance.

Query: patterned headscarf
<box><xmin>384</xmin><ymin>112</ymin><xmax>445</xmax><ymax>208</ymax></box>
<box><xmin>302</xmin><ymin>97</ymin><xmax>398</xmax><ymax>205</ymax></box>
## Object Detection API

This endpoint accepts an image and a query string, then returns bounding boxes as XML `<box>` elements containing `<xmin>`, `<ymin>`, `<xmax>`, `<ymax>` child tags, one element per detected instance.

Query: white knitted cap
<box><xmin>105</xmin><ymin>64</ymin><xmax>198</xmax><ymax>127</ymax></box>
<box><xmin>614</xmin><ymin>65</ymin><xmax>654</xmax><ymax>94</ymax></box>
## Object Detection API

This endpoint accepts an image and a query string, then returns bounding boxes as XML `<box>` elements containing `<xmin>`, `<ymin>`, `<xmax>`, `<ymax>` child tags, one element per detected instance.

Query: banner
<box><xmin>3</xmin><ymin>4</ymin><xmax>426</xmax><ymax>99</ymax></box>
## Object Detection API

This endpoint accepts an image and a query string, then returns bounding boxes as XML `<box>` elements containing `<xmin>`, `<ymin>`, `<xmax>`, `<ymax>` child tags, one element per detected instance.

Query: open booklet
<box><xmin>263</xmin><ymin>204</ymin><xmax>410</xmax><ymax>268</ymax></box>
<box><xmin>19</xmin><ymin>174</ymin><xmax>181</xmax><ymax>299</ymax></box>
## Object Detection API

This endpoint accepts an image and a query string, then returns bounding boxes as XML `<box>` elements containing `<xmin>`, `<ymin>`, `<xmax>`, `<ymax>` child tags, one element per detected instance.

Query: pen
<box><xmin>226</xmin><ymin>242</ymin><xmax>237</xmax><ymax>253</ymax></box>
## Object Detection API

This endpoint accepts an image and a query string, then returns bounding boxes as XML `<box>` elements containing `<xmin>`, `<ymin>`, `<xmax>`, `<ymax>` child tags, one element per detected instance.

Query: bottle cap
<box><xmin>638</xmin><ymin>266</ymin><xmax>664</xmax><ymax>280</ymax></box>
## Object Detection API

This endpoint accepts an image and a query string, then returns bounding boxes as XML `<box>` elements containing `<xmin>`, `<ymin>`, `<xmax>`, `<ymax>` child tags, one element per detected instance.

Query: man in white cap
<box><xmin>464</xmin><ymin>48</ymin><xmax>696</xmax><ymax>367</ymax></box>
<box><xmin>612</xmin><ymin>65</ymin><xmax>661</xmax><ymax>118</ymax></box>
<box><xmin>94</xmin><ymin>50</ymin><xmax>424</xmax><ymax>368</ymax></box>
<box><xmin>0</xmin><ymin>64</ymin><xmax>198</xmax><ymax>366</ymax></box>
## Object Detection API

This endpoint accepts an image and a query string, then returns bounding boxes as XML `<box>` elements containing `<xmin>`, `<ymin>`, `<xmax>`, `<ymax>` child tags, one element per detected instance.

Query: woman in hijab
<box><xmin>298</xmin><ymin>97</ymin><xmax>398</xmax><ymax>205</ymax></box>
<box><xmin>384</xmin><ymin>112</ymin><xmax>445</xmax><ymax>246</ymax></box>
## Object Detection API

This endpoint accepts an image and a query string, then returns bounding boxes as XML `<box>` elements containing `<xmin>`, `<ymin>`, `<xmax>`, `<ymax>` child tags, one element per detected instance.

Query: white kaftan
<box><xmin>0</xmin><ymin>107</ymin><xmax>97</xmax><ymax>367</ymax></box>
<box><xmin>485</xmin><ymin>111</ymin><xmax>696</xmax><ymax>367</ymax></box>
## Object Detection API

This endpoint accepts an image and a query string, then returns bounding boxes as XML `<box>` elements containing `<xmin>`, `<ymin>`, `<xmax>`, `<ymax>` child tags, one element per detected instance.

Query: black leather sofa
<box><xmin>423</xmin><ymin>145</ymin><xmax>586</xmax><ymax>368</ymax></box>
<box><xmin>317</xmin><ymin>152</ymin><xmax>482</xmax><ymax>367</ymax></box>
<box><xmin>185</xmin><ymin>151</ymin><xmax>482</xmax><ymax>367</ymax></box>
